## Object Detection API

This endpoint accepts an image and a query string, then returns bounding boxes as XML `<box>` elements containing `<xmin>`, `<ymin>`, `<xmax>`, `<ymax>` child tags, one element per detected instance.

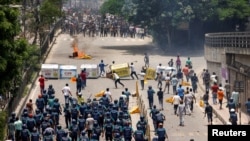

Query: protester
<box><xmin>38</xmin><ymin>75</ymin><xmax>46</xmax><ymax>94</ymax></box>
<box><xmin>113</xmin><ymin>71</ymin><xmax>125</xmax><ymax>88</ymax></box>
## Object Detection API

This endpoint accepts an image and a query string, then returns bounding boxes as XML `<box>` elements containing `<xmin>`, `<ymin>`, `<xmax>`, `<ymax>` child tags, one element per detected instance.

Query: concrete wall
<box><xmin>235</xmin><ymin>54</ymin><xmax>250</xmax><ymax>64</ymax></box>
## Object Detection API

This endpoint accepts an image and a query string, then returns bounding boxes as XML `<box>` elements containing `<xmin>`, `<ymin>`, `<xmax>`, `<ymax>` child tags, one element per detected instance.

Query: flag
<box><xmin>95</xmin><ymin>90</ymin><xmax>105</xmax><ymax>97</ymax></box>
<box><xmin>129</xmin><ymin>106</ymin><xmax>140</xmax><ymax>114</ymax></box>
<box><xmin>165</xmin><ymin>96</ymin><xmax>174</xmax><ymax>103</ymax></box>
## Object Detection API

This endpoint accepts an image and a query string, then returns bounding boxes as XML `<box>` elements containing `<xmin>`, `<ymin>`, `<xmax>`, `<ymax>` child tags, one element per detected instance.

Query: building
<box><xmin>204</xmin><ymin>32</ymin><xmax>250</xmax><ymax>113</ymax></box>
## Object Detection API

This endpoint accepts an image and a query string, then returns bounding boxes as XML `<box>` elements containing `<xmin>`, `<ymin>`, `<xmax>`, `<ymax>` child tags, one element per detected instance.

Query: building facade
<box><xmin>204</xmin><ymin>32</ymin><xmax>250</xmax><ymax>113</ymax></box>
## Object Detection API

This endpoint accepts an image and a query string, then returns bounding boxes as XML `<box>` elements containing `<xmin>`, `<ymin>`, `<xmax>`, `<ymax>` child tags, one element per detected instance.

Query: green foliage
<box><xmin>40</xmin><ymin>0</ymin><xmax>61</xmax><ymax>27</ymax></box>
<box><xmin>0</xmin><ymin>111</ymin><xmax>7</xmax><ymax>141</ymax></box>
<box><xmin>99</xmin><ymin>0</ymin><xmax>125</xmax><ymax>16</ymax></box>
<box><xmin>0</xmin><ymin>2</ymin><xmax>38</xmax><ymax>95</ymax></box>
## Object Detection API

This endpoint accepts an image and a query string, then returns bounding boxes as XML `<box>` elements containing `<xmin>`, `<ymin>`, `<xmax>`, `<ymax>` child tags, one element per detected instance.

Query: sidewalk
<box><xmin>198</xmin><ymin>77</ymin><xmax>249</xmax><ymax>125</ymax></box>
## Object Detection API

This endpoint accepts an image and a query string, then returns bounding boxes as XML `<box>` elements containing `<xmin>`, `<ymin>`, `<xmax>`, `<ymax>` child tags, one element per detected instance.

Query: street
<box><xmin>23</xmin><ymin>33</ymin><xmax>222</xmax><ymax>141</ymax></box>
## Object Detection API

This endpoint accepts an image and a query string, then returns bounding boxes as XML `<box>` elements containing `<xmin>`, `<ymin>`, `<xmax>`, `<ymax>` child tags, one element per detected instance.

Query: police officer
<box><xmin>113</xmin><ymin>121</ymin><xmax>122</xmax><ymax>136</ymax></box>
<box><xmin>229</xmin><ymin>108</ymin><xmax>238</xmax><ymax>125</ymax></box>
<box><xmin>26</xmin><ymin>114</ymin><xmax>36</xmax><ymax>132</ymax></box>
<box><xmin>78</xmin><ymin>115</ymin><xmax>86</xmax><ymax>132</ymax></box>
<box><xmin>63</xmin><ymin>103</ymin><xmax>71</xmax><ymax>128</ymax></box>
<box><xmin>113</xmin><ymin>132</ymin><xmax>122</xmax><ymax>141</ymax></box>
<box><xmin>71</xmin><ymin>103</ymin><xmax>79</xmax><ymax>122</ymax></box>
<box><xmin>69</xmin><ymin>119</ymin><xmax>79</xmax><ymax>141</ymax></box>
<box><xmin>80</xmin><ymin>131</ymin><xmax>89</xmax><ymax>141</ymax></box>
<box><xmin>30</xmin><ymin>127</ymin><xmax>40</xmax><ymax>141</ymax></box>
<box><xmin>47</xmin><ymin>94</ymin><xmax>55</xmax><ymax>108</ymax></box>
<box><xmin>61</xmin><ymin>132</ymin><xmax>72</xmax><ymax>141</ymax></box>
<box><xmin>56</xmin><ymin>125</ymin><xmax>66</xmax><ymax>141</ymax></box>
<box><xmin>42</xmin><ymin>89</ymin><xmax>48</xmax><ymax>107</ymax></box>
<box><xmin>34</xmin><ymin>109</ymin><xmax>43</xmax><ymax>132</ymax></box>
<box><xmin>21</xmin><ymin>124</ymin><xmax>31</xmax><ymax>141</ymax></box>
<box><xmin>36</xmin><ymin>94</ymin><xmax>45</xmax><ymax>112</ymax></box>
<box><xmin>150</xmin><ymin>105</ymin><xmax>158</xmax><ymax>130</ymax></box>
<box><xmin>136</xmin><ymin>116</ymin><xmax>147</xmax><ymax>134</ymax></box>
<box><xmin>47</xmin><ymin>84</ymin><xmax>55</xmax><ymax>97</ymax></box>
<box><xmin>92</xmin><ymin>107</ymin><xmax>101</xmax><ymax>121</ymax></box>
<box><xmin>41</xmin><ymin>118</ymin><xmax>50</xmax><ymax>134</ymax></box>
<box><xmin>79</xmin><ymin>102</ymin><xmax>87</xmax><ymax>117</ymax></box>
<box><xmin>147</xmin><ymin>86</ymin><xmax>155</xmax><ymax>109</ymax></box>
<box><xmin>111</xmin><ymin>106</ymin><xmax>119</xmax><ymax>122</ymax></box>
<box><xmin>123</xmin><ymin>122</ymin><xmax>133</xmax><ymax>141</ymax></box>
<box><xmin>103</xmin><ymin>121</ymin><xmax>113</xmax><ymax>141</ymax></box>
<box><xmin>51</xmin><ymin>107</ymin><xmax>60</xmax><ymax>125</ymax></box>
<box><xmin>155</xmin><ymin>111</ymin><xmax>165</xmax><ymax>128</ymax></box>
<box><xmin>93</xmin><ymin>121</ymin><xmax>102</xmax><ymax>141</ymax></box>
<box><xmin>156</xmin><ymin>123</ymin><xmax>168</xmax><ymax>141</ymax></box>
<box><xmin>43</xmin><ymin>131</ymin><xmax>54</xmax><ymax>141</ymax></box>
<box><xmin>53</xmin><ymin>98</ymin><xmax>62</xmax><ymax>114</ymax></box>
<box><xmin>8</xmin><ymin>112</ymin><xmax>16</xmax><ymax>140</ymax></box>
<box><xmin>133</xmin><ymin>124</ymin><xmax>144</xmax><ymax>141</ymax></box>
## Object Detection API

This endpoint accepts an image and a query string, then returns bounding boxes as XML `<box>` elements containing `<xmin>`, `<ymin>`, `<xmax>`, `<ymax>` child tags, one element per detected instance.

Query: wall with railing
<box><xmin>205</xmin><ymin>32</ymin><xmax>250</xmax><ymax>48</ymax></box>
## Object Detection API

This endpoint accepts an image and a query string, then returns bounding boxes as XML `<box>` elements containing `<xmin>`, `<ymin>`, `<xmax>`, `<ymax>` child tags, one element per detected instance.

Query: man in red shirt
<box><xmin>80</xmin><ymin>69</ymin><xmax>87</xmax><ymax>89</ymax></box>
<box><xmin>38</xmin><ymin>75</ymin><xmax>46</xmax><ymax>94</ymax></box>
<box><xmin>211</xmin><ymin>82</ymin><xmax>219</xmax><ymax>105</ymax></box>
<box><xmin>182</xmin><ymin>65</ymin><xmax>189</xmax><ymax>82</ymax></box>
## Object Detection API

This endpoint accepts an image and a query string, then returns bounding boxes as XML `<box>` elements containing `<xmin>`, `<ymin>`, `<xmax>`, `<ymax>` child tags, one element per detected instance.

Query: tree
<box><xmin>0</xmin><ymin>1</ymin><xmax>38</xmax><ymax>96</ymax></box>
<box><xmin>99</xmin><ymin>0</ymin><xmax>125</xmax><ymax>17</ymax></box>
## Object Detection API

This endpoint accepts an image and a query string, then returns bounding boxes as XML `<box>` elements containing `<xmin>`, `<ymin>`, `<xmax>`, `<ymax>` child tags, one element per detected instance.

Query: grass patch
<box><xmin>0</xmin><ymin>111</ymin><xmax>7</xmax><ymax>141</ymax></box>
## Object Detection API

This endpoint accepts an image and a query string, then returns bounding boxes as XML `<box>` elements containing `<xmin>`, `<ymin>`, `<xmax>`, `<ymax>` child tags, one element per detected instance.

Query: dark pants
<box><xmin>164</xmin><ymin>83</ymin><xmax>170</xmax><ymax>93</ymax></box>
<box><xmin>105</xmin><ymin>133</ymin><xmax>113</xmax><ymax>141</ymax></box>
<box><xmin>173</xmin><ymin>85</ymin><xmax>177</xmax><ymax>94</ymax></box>
<box><xmin>124</xmin><ymin>137</ymin><xmax>132</xmax><ymax>141</ymax></box>
<box><xmin>115</xmin><ymin>79</ymin><xmax>124</xmax><ymax>88</ymax></box>
<box><xmin>131</xmin><ymin>71</ymin><xmax>138</xmax><ymax>79</ymax></box>
<box><xmin>207</xmin><ymin>113</ymin><xmax>213</xmax><ymax>124</ymax></box>
<box><xmin>87</xmin><ymin>130</ymin><xmax>92</xmax><ymax>139</ymax></box>
<box><xmin>71</xmin><ymin>135</ymin><xmax>77</xmax><ymax>141</ymax></box>
<box><xmin>190</xmin><ymin>101</ymin><xmax>194</xmax><ymax>111</ymax></box>
<box><xmin>65</xmin><ymin>115</ymin><xmax>71</xmax><ymax>128</ymax></box>
<box><xmin>158</xmin><ymin>137</ymin><xmax>165</xmax><ymax>141</ymax></box>
<box><xmin>174</xmin><ymin>104</ymin><xmax>178</xmax><ymax>115</ymax></box>
<box><xmin>140</xmin><ymin>80</ymin><xmax>144</xmax><ymax>90</ymax></box>
<box><xmin>148</xmin><ymin>97</ymin><xmax>153</xmax><ymax>109</ymax></box>
<box><xmin>15</xmin><ymin>130</ymin><xmax>21</xmax><ymax>140</ymax></box>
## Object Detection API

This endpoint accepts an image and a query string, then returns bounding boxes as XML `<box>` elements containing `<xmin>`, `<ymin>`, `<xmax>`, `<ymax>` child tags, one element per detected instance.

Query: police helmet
<box><xmin>49</xmin><ymin>84</ymin><xmax>53</xmax><ymax>88</ymax></box>
<box><xmin>54</xmin><ymin>98</ymin><xmax>59</xmax><ymax>102</ymax></box>
<box><xmin>23</xmin><ymin>111</ymin><xmax>28</xmax><ymax>116</ymax></box>
<box><xmin>57</xmin><ymin>125</ymin><xmax>62</xmax><ymax>129</ymax></box>
<box><xmin>140</xmin><ymin>115</ymin><xmax>144</xmax><ymax>120</ymax></box>
<box><xmin>22</xmin><ymin>124</ymin><xmax>27</xmax><ymax>129</ymax></box>
<box><xmin>35</xmin><ymin>109</ymin><xmax>40</xmax><ymax>114</ymax></box>
<box><xmin>72</xmin><ymin>119</ymin><xmax>77</xmax><ymax>124</ymax></box>
<box><xmin>81</xmin><ymin>131</ymin><xmax>86</xmax><ymax>136</ymax></box>
<box><xmin>114</xmin><ymin>99</ymin><xmax>118</xmax><ymax>103</ymax></box>
<box><xmin>11</xmin><ymin>112</ymin><xmax>16</xmax><ymax>117</ymax></box>
<box><xmin>94</xmin><ymin>120</ymin><xmax>98</xmax><ymax>126</ymax></box>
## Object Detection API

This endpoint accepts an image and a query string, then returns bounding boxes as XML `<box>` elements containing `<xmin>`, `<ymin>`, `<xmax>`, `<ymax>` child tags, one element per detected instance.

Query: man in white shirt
<box><xmin>62</xmin><ymin>83</ymin><xmax>72</xmax><ymax>104</ymax></box>
<box><xmin>155</xmin><ymin>63</ymin><xmax>162</xmax><ymax>80</ymax></box>
<box><xmin>104</xmin><ymin>88</ymin><xmax>112</xmax><ymax>102</ymax></box>
<box><xmin>113</xmin><ymin>71</ymin><xmax>124</xmax><ymax>88</ymax></box>
<box><xmin>138</xmin><ymin>71</ymin><xmax>146</xmax><ymax>90</ymax></box>
<box><xmin>86</xmin><ymin>114</ymin><xmax>94</xmax><ymax>138</ymax></box>
<box><xmin>172</xmin><ymin>93</ymin><xmax>182</xmax><ymax>115</ymax></box>
<box><xmin>130</xmin><ymin>62</ymin><xmax>139</xmax><ymax>80</ymax></box>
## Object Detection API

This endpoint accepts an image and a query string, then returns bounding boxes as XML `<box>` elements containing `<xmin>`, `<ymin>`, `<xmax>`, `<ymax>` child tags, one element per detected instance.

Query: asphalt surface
<box><xmin>17</xmin><ymin>33</ymin><xmax>223</xmax><ymax>141</ymax></box>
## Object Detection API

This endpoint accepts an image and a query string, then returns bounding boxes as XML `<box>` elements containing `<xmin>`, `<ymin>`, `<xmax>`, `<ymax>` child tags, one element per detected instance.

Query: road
<box><xmin>23</xmin><ymin>33</ymin><xmax>222</xmax><ymax>141</ymax></box>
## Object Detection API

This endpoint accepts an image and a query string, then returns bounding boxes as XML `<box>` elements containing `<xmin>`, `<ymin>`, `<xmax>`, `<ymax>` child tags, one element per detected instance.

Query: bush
<box><xmin>0</xmin><ymin>111</ymin><xmax>7</xmax><ymax>140</ymax></box>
